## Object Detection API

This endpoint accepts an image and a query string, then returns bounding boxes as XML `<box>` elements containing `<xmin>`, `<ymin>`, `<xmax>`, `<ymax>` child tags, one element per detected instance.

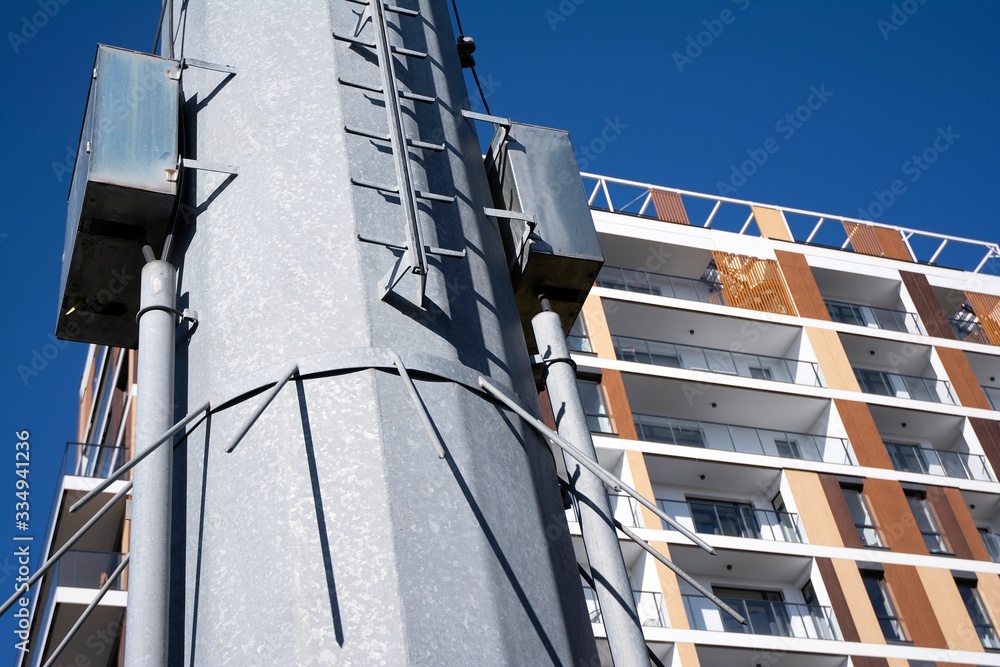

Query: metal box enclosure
<box><xmin>56</xmin><ymin>45</ymin><xmax>181</xmax><ymax>348</ymax></box>
<box><xmin>485</xmin><ymin>122</ymin><xmax>604</xmax><ymax>351</ymax></box>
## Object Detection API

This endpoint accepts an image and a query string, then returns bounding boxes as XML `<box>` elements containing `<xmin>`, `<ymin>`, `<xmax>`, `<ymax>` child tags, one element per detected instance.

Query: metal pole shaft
<box><xmin>124</xmin><ymin>260</ymin><xmax>176</xmax><ymax>667</ymax></box>
<box><xmin>531</xmin><ymin>308</ymin><xmax>648</xmax><ymax>667</ymax></box>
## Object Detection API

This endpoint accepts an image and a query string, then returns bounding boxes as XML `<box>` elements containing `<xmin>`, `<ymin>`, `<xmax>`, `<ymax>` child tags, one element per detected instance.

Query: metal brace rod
<box><xmin>483</xmin><ymin>207</ymin><xmax>536</xmax><ymax>223</ymax></box>
<box><xmin>390</xmin><ymin>351</ymin><xmax>446</xmax><ymax>459</ymax></box>
<box><xmin>70</xmin><ymin>401</ymin><xmax>211</xmax><ymax>514</ymax></box>
<box><xmin>181</xmin><ymin>157</ymin><xmax>240</xmax><ymax>175</ymax></box>
<box><xmin>357</xmin><ymin>234</ymin><xmax>466</xmax><ymax>258</ymax></box>
<box><xmin>613</xmin><ymin>519</ymin><xmax>746</xmax><ymax>625</ymax></box>
<box><xmin>461</xmin><ymin>109</ymin><xmax>511</xmax><ymax>127</ymax></box>
<box><xmin>182</xmin><ymin>57</ymin><xmax>237</xmax><ymax>75</ymax></box>
<box><xmin>225</xmin><ymin>363</ymin><xmax>299</xmax><ymax>453</ymax></box>
<box><xmin>0</xmin><ymin>482</ymin><xmax>133</xmax><ymax>617</ymax></box>
<box><xmin>477</xmin><ymin>376</ymin><xmax>717</xmax><ymax>556</ymax></box>
<box><xmin>42</xmin><ymin>554</ymin><xmax>131</xmax><ymax>667</ymax></box>
<box><xmin>344</xmin><ymin>0</ymin><xmax>420</xmax><ymax>17</ymax></box>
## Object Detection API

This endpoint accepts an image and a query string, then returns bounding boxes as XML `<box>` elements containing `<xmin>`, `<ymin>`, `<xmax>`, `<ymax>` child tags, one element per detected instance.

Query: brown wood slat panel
<box><xmin>835</xmin><ymin>399</ymin><xmax>893</xmax><ymax>468</ymax></box>
<box><xmin>972</xmin><ymin>418</ymin><xmax>1000</xmax><ymax>482</ymax></box>
<box><xmin>916</xmin><ymin>566</ymin><xmax>984</xmax><ymax>652</ymax></box>
<box><xmin>849</xmin><ymin>658</ymin><xmax>889</xmax><ymax>667</ymax></box>
<box><xmin>925</xmin><ymin>485</ymin><xmax>973</xmax><ymax>560</ymax></box>
<box><xmin>815</xmin><ymin>557</ymin><xmax>860</xmax><ymax>642</ymax></box>
<box><xmin>936</xmin><ymin>346</ymin><xmax>991</xmax><ymax>409</ymax></box>
<box><xmin>712</xmin><ymin>251</ymin><xmax>798</xmax><ymax>316</ymax></box>
<box><xmin>819</xmin><ymin>473</ymin><xmax>863</xmax><ymax>548</ymax></box>
<box><xmin>900</xmin><ymin>271</ymin><xmax>955</xmax><ymax>339</ymax></box>
<box><xmin>864</xmin><ymin>479</ymin><xmax>929</xmax><ymax>555</ymax></box>
<box><xmin>943</xmin><ymin>486</ymin><xmax>991</xmax><ymax>561</ymax></box>
<box><xmin>751</xmin><ymin>206</ymin><xmax>792</xmax><ymax>241</ymax></box>
<box><xmin>843</xmin><ymin>221</ymin><xmax>885</xmax><ymax>256</ymax></box>
<box><xmin>650</xmin><ymin>190</ymin><xmax>690</xmax><ymax>224</ymax></box>
<box><xmin>883</xmin><ymin>564</ymin><xmax>948</xmax><ymax>648</ymax></box>
<box><xmin>774</xmin><ymin>250</ymin><xmax>830</xmax><ymax>320</ymax></box>
<box><xmin>601</xmin><ymin>369</ymin><xmax>637</xmax><ymax>440</ymax></box>
<box><xmin>873</xmin><ymin>227</ymin><xmax>914</xmax><ymax>261</ymax></box>
<box><xmin>967</xmin><ymin>291</ymin><xmax>1000</xmax><ymax>345</ymax></box>
<box><xmin>537</xmin><ymin>388</ymin><xmax>557</xmax><ymax>431</ymax></box>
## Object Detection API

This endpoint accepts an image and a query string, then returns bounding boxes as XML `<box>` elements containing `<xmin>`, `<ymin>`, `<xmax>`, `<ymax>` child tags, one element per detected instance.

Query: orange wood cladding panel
<box><xmin>537</xmin><ymin>388</ymin><xmax>557</xmax><ymax>431</ymax></box>
<box><xmin>900</xmin><ymin>271</ymin><xmax>955</xmax><ymax>340</ymax></box>
<box><xmin>943</xmin><ymin>486</ymin><xmax>991</xmax><ymax>561</ymax></box>
<box><xmin>650</xmin><ymin>190</ymin><xmax>690</xmax><ymax>224</ymax></box>
<box><xmin>864</xmin><ymin>479</ymin><xmax>929</xmax><ymax>555</ymax></box>
<box><xmin>819</xmin><ymin>473</ymin><xmax>863</xmax><ymax>548</ymax></box>
<box><xmin>936</xmin><ymin>346</ymin><xmax>992</xmax><ymax>409</ymax></box>
<box><xmin>580</xmin><ymin>295</ymin><xmax>615</xmax><ymax>360</ymax></box>
<box><xmin>601</xmin><ymin>369</ymin><xmax>637</xmax><ymax>440</ymax></box>
<box><xmin>711</xmin><ymin>251</ymin><xmax>798</xmax><ymax>316</ymax></box>
<box><xmin>976</xmin><ymin>574</ymin><xmax>1000</xmax><ymax>635</ymax></box>
<box><xmin>751</xmin><ymin>206</ymin><xmax>793</xmax><ymax>242</ymax></box>
<box><xmin>835</xmin><ymin>399</ymin><xmax>893</xmax><ymax>469</ymax></box>
<box><xmin>843</xmin><ymin>221</ymin><xmax>913</xmax><ymax>261</ymax></box>
<box><xmin>816</xmin><ymin>557</ymin><xmax>860</xmax><ymax>642</ymax></box>
<box><xmin>785</xmin><ymin>470</ymin><xmax>844</xmax><ymax>547</ymax></box>
<box><xmin>774</xmin><ymin>250</ymin><xmax>830</xmax><ymax>320</ymax></box>
<box><xmin>849</xmin><ymin>658</ymin><xmax>890</xmax><ymax>667</ymax></box>
<box><xmin>916</xmin><ymin>566</ymin><xmax>984</xmax><ymax>653</ymax></box>
<box><xmin>808</xmin><ymin>328</ymin><xmax>861</xmax><ymax>392</ymax></box>
<box><xmin>925</xmin><ymin>485</ymin><xmax>975</xmax><ymax>560</ymax></box>
<box><xmin>883</xmin><ymin>564</ymin><xmax>948</xmax><ymax>649</ymax></box>
<box><xmin>966</xmin><ymin>291</ymin><xmax>1000</xmax><ymax>345</ymax></box>
<box><xmin>971</xmin><ymin>418</ymin><xmax>1000</xmax><ymax>483</ymax></box>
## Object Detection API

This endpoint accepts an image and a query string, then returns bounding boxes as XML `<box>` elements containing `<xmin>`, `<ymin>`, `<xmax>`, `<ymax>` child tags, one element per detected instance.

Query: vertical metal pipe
<box><xmin>124</xmin><ymin>260</ymin><xmax>176</xmax><ymax>667</ymax></box>
<box><xmin>531</xmin><ymin>308</ymin><xmax>649</xmax><ymax>667</ymax></box>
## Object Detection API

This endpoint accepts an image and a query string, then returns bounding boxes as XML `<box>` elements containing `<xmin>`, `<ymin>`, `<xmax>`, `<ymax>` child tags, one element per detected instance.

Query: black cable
<box><xmin>448</xmin><ymin>0</ymin><xmax>492</xmax><ymax>115</ymax></box>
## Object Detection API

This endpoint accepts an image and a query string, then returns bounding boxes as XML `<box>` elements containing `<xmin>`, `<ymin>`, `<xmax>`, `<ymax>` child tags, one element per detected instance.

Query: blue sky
<box><xmin>0</xmin><ymin>1</ymin><xmax>997</xmax><ymax>663</ymax></box>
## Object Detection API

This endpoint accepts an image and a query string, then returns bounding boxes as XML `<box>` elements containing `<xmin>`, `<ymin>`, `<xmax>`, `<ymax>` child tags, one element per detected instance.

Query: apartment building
<box><xmin>563</xmin><ymin>172</ymin><xmax>1000</xmax><ymax>667</ymax></box>
<box><xmin>23</xmin><ymin>170</ymin><xmax>1000</xmax><ymax>667</ymax></box>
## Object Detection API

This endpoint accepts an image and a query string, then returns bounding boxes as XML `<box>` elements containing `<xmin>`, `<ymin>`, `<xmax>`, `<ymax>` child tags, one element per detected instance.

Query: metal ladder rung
<box><xmin>392</xmin><ymin>45</ymin><xmax>427</xmax><ymax>59</ymax></box>
<box><xmin>345</xmin><ymin>126</ymin><xmax>445</xmax><ymax>153</ymax></box>
<box><xmin>332</xmin><ymin>32</ymin><xmax>375</xmax><ymax>49</ymax></box>
<box><xmin>351</xmin><ymin>178</ymin><xmax>455</xmax><ymax>204</ymax></box>
<box><xmin>338</xmin><ymin>77</ymin><xmax>437</xmax><ymax>105</ymax></box>
<box><xmin>345</xmin><ymin>0</ymin><xmax>420</xmax><ymax>16</ymax></box>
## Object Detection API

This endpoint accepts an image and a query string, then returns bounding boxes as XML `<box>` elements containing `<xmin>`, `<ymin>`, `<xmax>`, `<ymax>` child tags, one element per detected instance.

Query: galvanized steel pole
<box><xmin>124</xmin><ymin>259</ymin><xmax>176</xmax><ymax>667</ymax></box>
<box><xmin>531</xmin><ymin>305</ymin><xmax>650</xmax><ymax>667</ymax></box>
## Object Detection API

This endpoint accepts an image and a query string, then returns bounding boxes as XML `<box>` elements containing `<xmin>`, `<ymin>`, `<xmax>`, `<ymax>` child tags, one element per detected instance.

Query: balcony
<box><xmin>55</xmin><ymin>550</ymin><xmax>125</xmax><ymax>591</ymax></box>
<box><xmin>683</xmin><ymin>595</ymin><xmax>838</xmax><ymax>640</ymax></box>
<box><xmin>981</xmin><ymin>532</ymin><xmax>1000</xmax><ymax>563</ymax></box>
<box><xmin>613</xmin><ymin>335</ymin><xmax>822</xmax><ymax>387</ymax></box>
<box><xmin>63</xmin><ymin>442</ymin><xmax>130</xmax><ymax>480</ymax></box>
<box><xmin>656</xmin><ymin>499</ymin><xmax>803</xmax><ymax>543</ymax></box>
<box><xmin>582</xmin><ymin>585</ymin><xmax>668</xmax><ymax>628</ymax></box>
<box><xmin>633</xmin><ymin>413</ymin><xmax>854</xmax><ymax>466</ymax></box>
<box><xmin>853</xmin><ymin>367</ymin><xmax>955</xmax><ymax>404</ymax></box>
<box><xmin>825</xmin><ymin>299</ymin><xmax>920</xmax><ymax>334</ymax></box>
<box><xmin>884</xmin><ymin>441</ymin><xmax>993</xmax><ymax>482</ymax></box>
<box><xmin>952</xmin><ymin>317</ymin><xmax>992</xmax><ymax>345</ymax></box>
<box><xmin>984</xmin><ymin>386</ymin><xmax>1000</xmax><ymax>411</ymax></box>
<box><xmin>597</xmin><ymin>265</ymin><xmax>725</xmax><ymax>306</ymax></box>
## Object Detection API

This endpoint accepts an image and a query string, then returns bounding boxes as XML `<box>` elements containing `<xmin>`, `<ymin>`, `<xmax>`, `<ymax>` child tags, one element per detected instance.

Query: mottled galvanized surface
<box><xmin>167</xmin><ymin>1</ymin><xmax>595</xmax><ymax>664</ymax></box>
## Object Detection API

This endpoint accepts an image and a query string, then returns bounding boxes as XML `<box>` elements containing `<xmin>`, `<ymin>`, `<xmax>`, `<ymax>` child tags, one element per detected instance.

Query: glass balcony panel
<box><xmin>56</xmin><ymin>550</ymin><xmax>124</xmax><ymax>590</ymax></box>
<box><xmin>658</xmin><ymin>500</ymin><xmax>803</xmax><ymax>543</ymax></box>
<box><xmin>683</xmin><ymin>595</ymin><xmax>837</xmax><ymax>639</ymax></box>
<box><xmin>984</xmin><ymin>386</ymin><xmax>1000</xmax><ymax>411</ymax></box>
<box><xmin>64</xmin><ymin>442</ymin><xmax>130</xmax><ymax>480</ymax></box>
<box><xmin>826</xmin><ymin>299</ymin><xmax>918</xmax><ymax>334</ymax></box>
<box><xmin>885</xmin><ymin>443</ymin><xmax>993</xmax><ymax>481</ymax></box>
<box><xmin>633</xmin><ymin>591</ymin><xmax>667</xmax><ymax>628</ymax></box>
<box><xmin>854</xmin><ymin>368</ymin><xmax>954</xmax><ymax>404</ymax></box>
<box><xmin>981</xmin><ymin>532</ymin><xmax>1000</xmax><ymax>563</ymax></box>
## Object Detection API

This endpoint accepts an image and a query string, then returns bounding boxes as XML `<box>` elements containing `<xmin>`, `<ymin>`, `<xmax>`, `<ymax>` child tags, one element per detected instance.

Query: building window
<box><xmin>566</xmin><ymin>317</ymin><xmax>593</xmax><ymax>354</ymax></box>
<box><xmin>855</xmin><ymin>369</ymin><xmax>894</xmax><ymax>396</ymax></box>
<box><xmin>841</xmin><ymin>485</ymin><xmax>883</xmax><ymax>548</ymax></box>
<box><xmin>956</xmin><ymin>579</ymin><xmax>1000</xmax><ymax>650</ymax></box>
<box><xmin>906</xmin><ymin>493</ymin><xmax>950</xmax><ymax>554</ymax></box>
<box><xmin>861</xmin><ymin>571</ymin><xmax>907</xmax><ymax>643</ymax></box>
<box><xmin>774</xmin><ymin>438</ymin><xmax>801</xmax><ymax>459</ymax></box>
<box><xmin>687</xmin><ymin>498</ymin><xmax>761</xmax><ymax>539</ymax></box>
<box><xmin>577</xmin><ymin>379</ymin><xmax>615</xmax><ymax>435</ymax></box>
<box><xmin>885</xmin><ymin>442</ymin><xmax>928</xmax><ymax>474</ymax></box>
<box><xmin>827</xmin><ymin>301</ymin><xmax>865</xmax><ymax>326</ymax></box>
<box><xmin>749</xmin><ymin>366</ymin><xmax>774</xmax><ymax>381</ymax></box>
<box><xmin>712</xmin><ymin>586</ymin><xmax>788</xmax><ymax>635</ymax></box>
<box><xmin>979</xmin><ymin>527</ymin><xmax>1000</xmax><ymax>563</ymax></box>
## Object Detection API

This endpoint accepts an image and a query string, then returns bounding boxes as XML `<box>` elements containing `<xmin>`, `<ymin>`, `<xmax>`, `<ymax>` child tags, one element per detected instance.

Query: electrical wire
<box><xmin>448</xmin><ymin>0</ymin><xmax>492</xmax><ymax>115</ymax></box>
